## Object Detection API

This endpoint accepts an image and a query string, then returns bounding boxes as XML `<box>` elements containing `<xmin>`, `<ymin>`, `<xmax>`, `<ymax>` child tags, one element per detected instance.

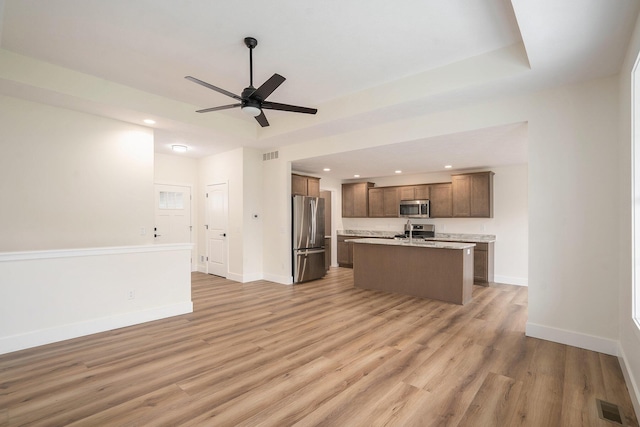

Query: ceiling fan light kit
<box><xmin>185</xmin><ymin>37</ymin><xmax>317</xmax><ymax>127</ymax></box>
<box><xmin>242</xmin><ymin>105</ymin><xmax>261</xmax><ymax>117</ymax></box>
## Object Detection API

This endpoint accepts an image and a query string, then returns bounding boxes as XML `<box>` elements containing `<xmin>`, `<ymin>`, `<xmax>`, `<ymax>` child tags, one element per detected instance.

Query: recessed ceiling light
<box><xmin>395</xmin><ymin>170</ymin><xmax>402</xmax><ymax>174</ymax></box>
<box><xmin>143</xmin><ymin>119</ymin><xmax>156</xmax><ymax>125</ymax></box>
<box><xmin>445</xmin><ymin>165</ymin><xmax>453</xmax><ymax>169</ymax></box>
<box><xmin>171</xmin><ymin>145</ymin><xmax>188</xmax><ymax>153</ymax></box>
<box><xmin>354</xmin><ymin>174</ymin><xmax>360</xmax><ymax>178</ymax></box>
<box><xmin>323</xmin><ymin>168</ymin><xmax>331</xmax><ymax>172</ymax></box>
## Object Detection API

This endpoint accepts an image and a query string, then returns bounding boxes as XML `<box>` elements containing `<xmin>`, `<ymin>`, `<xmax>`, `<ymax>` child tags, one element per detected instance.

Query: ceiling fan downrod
<box><xmin>244</xmin><ymin>37</ymin><xmax>258</xmax><ymax>88</ymax></box>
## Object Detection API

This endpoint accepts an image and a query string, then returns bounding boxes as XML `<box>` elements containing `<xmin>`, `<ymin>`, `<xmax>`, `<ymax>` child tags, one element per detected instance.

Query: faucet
<box><xmin>406</xmin><ymin>219</ymin><xmax>413</xmax><ymax>243</ymax></box>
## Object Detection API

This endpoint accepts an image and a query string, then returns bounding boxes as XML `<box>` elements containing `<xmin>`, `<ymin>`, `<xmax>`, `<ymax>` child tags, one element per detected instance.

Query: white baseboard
<box><xmin>494</xmin><ymin>275</ymin><xmax>528</xmax><ymax>286</ymax></box>
<box><xmin>226</xmin><ymin>271</ymin><xmax>264</xmax><ymax>283</ymax></box>
<box><xmin>263</xmin><ymin>272</ymin><xmax>293</xmax><ymax>285</ymax></box>
<box><xmin>525</xmin><ymin>322</ymin><xmax>618</xmax><ymax>356</ymax></box>
<box><xmin>0</xmin><ymin>302</ymin><xmax>193</xmax><ymax>356</ymax></box>
<box><xmin>618</xmin><ymin>343</ymin><xmax>640</xmax><ymax>421</ymax></box>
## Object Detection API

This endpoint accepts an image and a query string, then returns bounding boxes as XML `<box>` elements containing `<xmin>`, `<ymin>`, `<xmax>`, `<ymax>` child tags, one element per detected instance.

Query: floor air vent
<box><xmin>596</xmin><ymin>399</ymin><xmax>625</xmax><ymax>425</ymax></box>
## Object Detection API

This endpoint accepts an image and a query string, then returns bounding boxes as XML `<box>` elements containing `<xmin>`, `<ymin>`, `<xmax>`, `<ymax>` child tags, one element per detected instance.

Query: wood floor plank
<box><xmin>180</xmin><ymin>356</ymin><xmax>340</xmax><ymax>426</ymax></box>
<box><xmin>65</xmin><ymin>384</ymin><xmax>192</xmax><ymax>426</ymax></box>
<box><xmin>0</xmin><ymin>269</ymin><xmax>636</xmax><ymax>427</ymax></box>
<box><xmin>457</xmin><ymin>372</ymin><xmax>524</xmax><ymax>427</ymax></box>
<box><xmin>238</xmin><ymin>346</ymin><xmax>401</xmax><ymax>427</ymax></box>
<box><xmin>292</xmin><ymin>343</ymin><xmax>437</xmax><ymax>426</ymax></box>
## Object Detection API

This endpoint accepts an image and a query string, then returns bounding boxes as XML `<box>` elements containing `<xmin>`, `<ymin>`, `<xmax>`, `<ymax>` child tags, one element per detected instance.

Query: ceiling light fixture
<box><xmin>445</xmin><ymin>165</ymin><xmax>452</xmax><ymax>169</ymax></box>
<box><xmin>395</xmin><ymin>170</ymin><xmax>402</xmax><ymax>174</ymax></box>
<box><xmin>171</xmin><ymin>145</ymin><xmax>188</xmax><ymax>153</ymax></box>
<box><xmin>143</xmin><ymin>119</ymin><xmax>156</xmax><ymax>125</ymax></box>
<box><xmin>354</xmin><ymin>174</ymin><xmax>360</xmax><ymax>178</ymax></box>
<box><xmin>241</xmin><ymin>105</ymin><xmax>261</xmax><ymax>117</ymax></box>
<box><xmin>323</xmin><ymin>168</ymin><xmax>331</xmax><ymax>172</ymax></box>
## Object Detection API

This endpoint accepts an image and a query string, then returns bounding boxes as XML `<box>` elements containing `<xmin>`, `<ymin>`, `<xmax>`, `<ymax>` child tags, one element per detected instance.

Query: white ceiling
<box><xmin>0</xmin><ymin>0</ymin><xmax>638</xmax><ymax>178</ymax></box>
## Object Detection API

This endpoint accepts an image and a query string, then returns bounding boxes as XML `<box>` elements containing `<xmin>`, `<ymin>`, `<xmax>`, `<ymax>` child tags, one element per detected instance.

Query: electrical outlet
<box><xmin>139</xmin><ymin>227</ymin><xmax>146</xmax><ymax>236</ymax></box>
<box><xmin>200</xmin><ymin>255</ymin><xmax>204</xmax><ymax>262</ymax></box>
<box><xmin>127</xmin><ymin>290</ymin><xmax>135</xmax><ymax>300</ymax></box>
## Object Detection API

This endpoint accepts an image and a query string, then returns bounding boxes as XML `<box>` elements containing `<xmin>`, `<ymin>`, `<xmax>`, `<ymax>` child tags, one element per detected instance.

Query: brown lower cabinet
<box><xmin>471</xmin><ymin>242</ymin><xmax>494</xmax><ymax>284</ymax></box>
<box><xmin>337</xmin><ymin>235</ymin><xmax>353</xmax><ymax>267</ymax></box>
<box><xmin>338</xmin><ymin>235</ymin><xmax>494</xmax><ymax>285</ymax></box>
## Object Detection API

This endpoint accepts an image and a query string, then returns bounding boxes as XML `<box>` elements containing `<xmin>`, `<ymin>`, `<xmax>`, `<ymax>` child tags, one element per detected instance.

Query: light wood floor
<box><xmin>1</xmin><ymin>268</ymin><xmax>637</xmax><ymax>426</ymax></box>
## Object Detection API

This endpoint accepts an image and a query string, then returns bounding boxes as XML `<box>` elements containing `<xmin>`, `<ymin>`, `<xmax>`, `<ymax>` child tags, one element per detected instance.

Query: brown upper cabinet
<box><xmin>452</xmin><ymin>172</ymin><xmax>494</xmax><ymax>218</ymax></box>
<box><xmin>292</xmin><ymin>173</ymin><xmax>320</xmax><ymax>197</ymax></box>
<box><xmin>399</xmin><ymin>185</ymin><xmax>429</xmax><ymax>201</ymax></box>
<box><xmin>342</xmin><ymin>182</ymin><xmax>374</xmax><ymax>217</ymax></box>
<box><xmin>428</xmin><ymin>183</ymin><xmax>453</xmax><ymax>218</ymax></box>
<box><xmin>368</xmin><ymin>187</ymin><xmax>399</xmax><ymax>217</ymax></box>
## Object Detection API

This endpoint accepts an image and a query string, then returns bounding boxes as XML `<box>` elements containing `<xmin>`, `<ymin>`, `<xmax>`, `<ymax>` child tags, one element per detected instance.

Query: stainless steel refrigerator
<box><xmin>292</xmin><ymin>195</ymin><xmax>326</xmax><ymax>283</ymax></box>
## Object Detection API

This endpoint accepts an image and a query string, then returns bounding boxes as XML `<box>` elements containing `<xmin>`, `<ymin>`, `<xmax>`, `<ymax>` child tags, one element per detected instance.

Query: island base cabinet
<box><xmin>353</xmin><ymin>243</ymin><xmax>474</xmax><ymax>305</ymax></box>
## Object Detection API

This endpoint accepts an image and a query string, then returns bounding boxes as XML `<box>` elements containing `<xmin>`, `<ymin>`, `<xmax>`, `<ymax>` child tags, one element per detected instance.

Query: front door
<box><xmin>154</xmin><ymin>184</ymin><xmax>192</xmax><ymax>269</ymax></box>
<box><xmin>154</xmin><ymin>184</ymin><xmax>192</xmax><ymax>244</ymax></box>
<box><xmin>206</xmin><ymin>183</ymin><xmax>228</xmax><ymax>277</ymax></box>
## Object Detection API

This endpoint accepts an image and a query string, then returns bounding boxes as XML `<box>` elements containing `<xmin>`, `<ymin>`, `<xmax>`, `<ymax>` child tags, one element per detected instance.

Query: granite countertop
<box><xmin>345</xmin><ymin>237</ymin><xmax>476</xmax><ymax>250</ymax></box>
<box><xmin>338</xmin><ymin>230</ymin><xmax>496</xmax><ymax>243</ymax></box>
<box><xmin>338</xmin><ymin>230</ymin><xmax>398</xmax><ymax>238</ymax></box>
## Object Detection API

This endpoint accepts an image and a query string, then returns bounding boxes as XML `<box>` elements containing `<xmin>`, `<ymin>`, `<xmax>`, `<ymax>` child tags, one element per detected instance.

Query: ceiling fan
<box><xmin>185</xmin><ymin>37</ymin><xmax>318</xmax><ymax>127</ymax></box>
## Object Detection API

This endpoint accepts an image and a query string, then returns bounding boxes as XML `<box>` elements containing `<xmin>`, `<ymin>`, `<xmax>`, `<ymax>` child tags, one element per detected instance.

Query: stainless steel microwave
<box><xmin>399</xmin><ymin>199</ymin><xmax>430</xmax><ymax>218</ymax></box>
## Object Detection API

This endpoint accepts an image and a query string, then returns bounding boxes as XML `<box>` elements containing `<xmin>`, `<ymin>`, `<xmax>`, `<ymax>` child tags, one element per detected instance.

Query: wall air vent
<box><xmin>262</xmin><ymin>151</ymin><xmax>279</xmax><ymax>161</ymax></box>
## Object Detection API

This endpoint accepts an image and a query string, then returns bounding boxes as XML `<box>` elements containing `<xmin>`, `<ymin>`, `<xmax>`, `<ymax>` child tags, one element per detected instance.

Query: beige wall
<box><xmin>0</xmin><ymin>95</ymin><xmax>154</xmax><ymax>251</ymax></box>
<box><xmin>619</xmin><ymin>10</ymin><xmax>640</xmax><ymax>415</ymax></box>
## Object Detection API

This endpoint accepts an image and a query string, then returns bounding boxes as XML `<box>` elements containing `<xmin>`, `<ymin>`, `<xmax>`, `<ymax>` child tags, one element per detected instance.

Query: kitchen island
<box><xmin>349</xmin><ymin>238</ymin><xmax>475</xmax><ymax>305</ymax></box>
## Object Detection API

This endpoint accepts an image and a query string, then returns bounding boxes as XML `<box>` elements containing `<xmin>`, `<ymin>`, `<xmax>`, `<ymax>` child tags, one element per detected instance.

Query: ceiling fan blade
<box><xmin>262</xmin><ymin>101</ymin><xmax>318</xmax><ymax>115</ymax></box>
<box><xmin>249</xmin><ymin>73</ymin><xmax>286</xmax><ymax>102</ymax></box>
<box><xmin>185</xmin><ymin>76</ymin><xmax>242</xmax><ymax>101</ymax></box>
<box><xmin>254</xmin><ymin>111</ymin><xmax>270</xmax><ymax>127</ymax></box>
<box><xmin>196</xmin><ymin>103</ymin><xmax>242</xmax><ymax>113</ymax></box>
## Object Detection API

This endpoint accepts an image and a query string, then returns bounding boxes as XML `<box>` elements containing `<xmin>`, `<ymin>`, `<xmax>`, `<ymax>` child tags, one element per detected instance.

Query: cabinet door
<box><xmin>368</xmin><ymin>188</ymin><xmax>384</xmax><ymax>217</ymax></box>
<box><xmin>473</xmin><ymin>249</ymin><xmax>488</xmax><ymax>283</ymax></box>
<box><xmin>470</xmin><ymin>173</ymin><xmax>492</xmax><ymax>217</ymax></box>
<box><xmin>452</xmin><ymin>175</ymin><xmax>471</xmax><ymax>217</ymax></box>
<box><xmin>307</xmin><ymin>178</ymin><xmax>320</xmax><ymax>197</ymax></box>
<box><xmin>342</xmin><ymin>184</ymin><xmax>355</xmax><ymax>217</ymax></box>
<box><xmin>292</xmin><ymin>174</ymin><xmax>308</xmax><ymax>196</ymax></box>
<box><xmin>337</xmin><ymin>237</ymin><xmax>353</xmax><ymax>267</ymax></box>
<box><xmin>429</xmin><ymin>183</ymin><xmax>452</xmax><ymax>217</ymax></box>
<box><xmin>383</xmin><ymin>187</ymin><xmax>399</xmax><ymax>217</ymax></box>
<box><xmin>352</xmin><ymin>183</ymin><xmax>369</xmax><ymax>217</ymax></box>
<box><xmin>399</xmin><ymin>186</ymin><xmax>415</xmax><ymax>200</ymax></box>
<box><xmin>414</xmin><ymin>185</ymin><xmax>430</xmax><ymax>200</ymax></box>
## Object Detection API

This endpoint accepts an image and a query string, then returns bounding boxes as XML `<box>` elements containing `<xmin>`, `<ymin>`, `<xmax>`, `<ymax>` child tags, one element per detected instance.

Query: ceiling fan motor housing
<box><xmin>242</xmin><ymin>98</ymin><xmax>261</xmax><ymax>110</ymax></box>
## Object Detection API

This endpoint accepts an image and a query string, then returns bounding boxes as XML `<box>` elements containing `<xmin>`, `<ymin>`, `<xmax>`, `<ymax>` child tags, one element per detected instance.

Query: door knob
<box><xmin>220</xmin><ymin>233</ymin><xmax>226</xmax><ymax>237</ymax></box>
<box><xmin>155</xmin><ymin>234</ymin><xmax>162</xmax><ymax>237</ymax></box>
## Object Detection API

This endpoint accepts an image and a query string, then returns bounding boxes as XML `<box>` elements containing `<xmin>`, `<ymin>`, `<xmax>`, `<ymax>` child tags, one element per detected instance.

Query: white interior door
<box><xmin>206</xmin><ymin>183</ymin><xmax>228</xmax><ymax>277</ymax></box>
